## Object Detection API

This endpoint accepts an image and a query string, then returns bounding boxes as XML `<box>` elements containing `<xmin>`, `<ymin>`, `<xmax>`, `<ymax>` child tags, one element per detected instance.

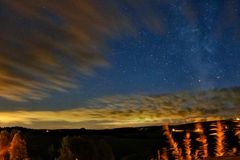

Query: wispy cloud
<box><xmin>0</xmin><ymin>0</ymin><xmax>239</xmax><ymax>102</ymax></box>
<box><xmin>0</xmin><ymin>0</ymin><xmax>136</xmax><ymax>101</ymax></box>
<box><xmin>0</xmin><ymin>0</ymin><xmax>170</xmax><ymax>101</ymax></box>
<box><xmin>0</xmin><ymin>88</ymin><xmax>239</xmax><ymax>129</ymax></box>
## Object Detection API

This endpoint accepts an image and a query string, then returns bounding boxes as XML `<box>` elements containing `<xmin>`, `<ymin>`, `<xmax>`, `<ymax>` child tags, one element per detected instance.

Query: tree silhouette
<box><xmin>59</xmin><ymin>136</ymin><xmax>75</xmax><ymax>160</ymax></box>
<box><xmin>8</xmin><ymin>132</ymin><xmax>29</xmax><ymax>160</ymax></box>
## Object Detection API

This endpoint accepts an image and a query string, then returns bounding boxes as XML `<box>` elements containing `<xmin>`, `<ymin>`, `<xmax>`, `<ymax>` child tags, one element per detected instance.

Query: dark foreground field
<box><xmin>1</xmin><ymin>120</ymin><xmax>239</xmax><ymax>160</ymax></box>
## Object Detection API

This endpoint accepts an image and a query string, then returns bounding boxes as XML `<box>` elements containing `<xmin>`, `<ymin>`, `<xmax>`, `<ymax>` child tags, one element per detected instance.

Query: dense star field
<box><xmin>0</xmin><ymin>0</ymin><xmax>239</xmax><ymax>129</ymax></box>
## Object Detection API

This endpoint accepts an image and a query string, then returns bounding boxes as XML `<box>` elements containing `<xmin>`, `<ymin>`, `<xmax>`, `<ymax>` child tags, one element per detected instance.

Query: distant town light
<box><xmin>172</xmin><ymin>128</ymin><xmax>184</xmax><ymax>132</ymax></box>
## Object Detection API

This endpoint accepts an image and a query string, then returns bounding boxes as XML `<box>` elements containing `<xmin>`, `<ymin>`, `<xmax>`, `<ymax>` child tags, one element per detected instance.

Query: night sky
<box><xmin>0</xmin><ymin>0</ymin><xmax>240</xmax><ymax>128</ymax></box>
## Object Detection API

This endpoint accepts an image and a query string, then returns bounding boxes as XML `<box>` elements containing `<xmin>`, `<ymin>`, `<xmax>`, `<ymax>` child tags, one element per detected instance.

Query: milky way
<box><xmin>0</xmin><ymin>0</ymin><xmax>240</xmax><ymax>128</ymax></box>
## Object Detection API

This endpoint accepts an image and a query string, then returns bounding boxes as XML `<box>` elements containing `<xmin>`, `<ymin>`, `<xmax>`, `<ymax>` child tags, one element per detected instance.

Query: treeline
<box><xmin>0</xmin><ymin>130</ymin><xmax>115</xmax><ymax>160</ymax></box>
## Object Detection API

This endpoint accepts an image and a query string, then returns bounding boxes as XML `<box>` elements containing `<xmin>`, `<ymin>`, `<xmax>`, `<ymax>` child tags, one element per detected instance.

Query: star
<box><xmin>216</xmin><ymin>76</ymin><xmax>221</xmax><ymax>79</ymax></box>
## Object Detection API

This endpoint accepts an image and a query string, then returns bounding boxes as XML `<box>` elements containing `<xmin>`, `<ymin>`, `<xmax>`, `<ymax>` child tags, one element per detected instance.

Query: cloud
<box><xmin>0</xmin><ymin>0</ymin><xmax>239</xmax><ymax>102</ymax></box>
<box><xmin>0</xmin><ymin>0</ymin><xmax>171</xmax><ymax>101</ymax></box>
<box><xmin>0</xmin><ymin>0</ymin><xmax>136</xmax><ymax>101</ymax></box>
<box><xmin>0</xmin><ymin>1</ymin><xmax>157</xmax><ymax>103</ymax></box>
<box><xmin>0</xmin><ymin>88</ymin><xmax>239</xmax><ymax>129</ymax></box>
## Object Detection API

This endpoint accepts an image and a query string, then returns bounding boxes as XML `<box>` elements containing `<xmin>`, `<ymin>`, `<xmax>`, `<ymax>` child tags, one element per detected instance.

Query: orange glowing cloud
<box><xmin>0</xmin><ymin>88</ymin><xmax>239</xmax><ymax>129</ymax></box>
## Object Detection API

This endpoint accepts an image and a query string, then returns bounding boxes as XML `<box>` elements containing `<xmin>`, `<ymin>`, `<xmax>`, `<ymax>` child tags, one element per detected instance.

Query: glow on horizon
<box><xmin>0</xmin><ymin>108</ymin><xmax>234</xmax><ymax>129</ymax></box>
